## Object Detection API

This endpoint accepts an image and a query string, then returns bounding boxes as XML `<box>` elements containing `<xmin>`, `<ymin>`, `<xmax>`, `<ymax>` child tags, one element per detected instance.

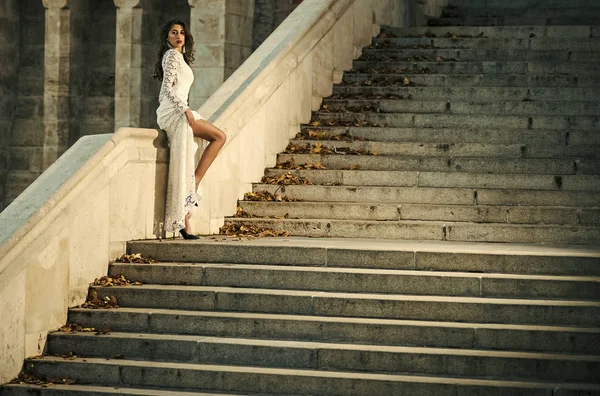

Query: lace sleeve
<box><xmin>161</xmin><ymin>49</ymin><xmax>188</xmax><ymax>114</ymax></box>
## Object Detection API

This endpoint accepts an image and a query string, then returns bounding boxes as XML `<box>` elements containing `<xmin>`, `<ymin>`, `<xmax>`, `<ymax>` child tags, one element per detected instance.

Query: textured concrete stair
<box><xmin>4</xmin><ymin>2</ymin><xmax>600</xmax><ymax>394</ymax></box>
<box><xmin>17</xmin><ymin>357</ymin><xmax>600</xmax><ymax>396</ymax></box>
<box><xmin>238</xmin><ymin>201</ymin><xmax>600</xmax><ymax>226</ymax></box>
<box><xmin>362</xmin><ymin>47</ymin><xmax>600</xmax><ymax>62</ymax></box>
<box><xmin>352</xmin><ymin>60</ymin><xmax>600</xmax><ymax>75</ymax></box>
<box><xmin>67</xmin><ymin>307</ymin><xmax>600</xmax><ymax>354</ymax></box>
<box><xmin>340</xmin><ymin>73</ymin><xmax>600</xmax><ymax>88</ymax></box>
<box><xmin>86</xmin><ymin>283</ymin><xmax>600</xmax><ymax>325</ymax></box>
<box><xmin>299</xmin><ymin>126</ymin><xmax>600</xmax><ymax>145</ymax></box>
<box><xmin>0</xmin><ymin>384</ymin><xmax>247</xmax><ymax>396</ymax></box>
<box><xmin>44</xmin><ymin>333</ymin><xmax>600</xmax><ymax>382</ymax></box>
<box><xmin>106</xmin><ymin>262</ymin><xmax>600</xmax><ymax>300</ymax></box>
<box><xmin>324</xmin><ymin>98</ymin><xmax>600</xmax><ymax>116</ymax></box>
<box><xmin>127</xmin><ymin>240</ymin><xmax>600</xmax><ymax>275</ymax></box>
<box><xmin>368</xmin><ymin>37</ymin><xmax>600</xmax><ymax>51</ymax></box>
<box><xmin>332</xmin><ymin>87</ymin><xmax>600</xmax><ymax>103</ymax></box>
<box><xmin>384</xmin><ymin>25</ymin><xmax>600</xmax><ymax>38</ymax></box>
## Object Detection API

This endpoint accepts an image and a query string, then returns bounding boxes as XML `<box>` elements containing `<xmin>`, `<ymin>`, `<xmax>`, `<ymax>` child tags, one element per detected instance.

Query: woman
<box><xmin>153</xmin><ymin>19</ymin><xmax>226</xmax><ymax>239</ymax></box>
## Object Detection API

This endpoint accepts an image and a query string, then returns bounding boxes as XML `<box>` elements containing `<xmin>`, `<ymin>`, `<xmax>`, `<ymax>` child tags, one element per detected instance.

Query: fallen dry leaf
<box><xmin>261</xmin><ymin>172</ymin><xmax>312</xmax><ymax>185</ymax></box>
<box><xmin>92</xmin><ymin>274</ymin><xmax>142</xmax><ymax>287</ymax></box>
<box><xmin>81</xmin><ymin>291</ymin><xmax>119</xmax><ymax>309</ymax></box>
<box><xmin>115</xmin><ymin>253</ymin><xmax>156</xmax><ymax>264</ymax></box>
<box><xmin>219</xmin><ymin>222</ymin><xmax>290</xmax><ymax>238</ymax></box>
<box><xmin>244</xmin><ymin>190</ymin><xmax>301</xmax><ymax>202</ymax></box>
<box><xmin>59</xmin><ymin>323</ymin><xmax>97</xmax><ymax>333</ymax></box>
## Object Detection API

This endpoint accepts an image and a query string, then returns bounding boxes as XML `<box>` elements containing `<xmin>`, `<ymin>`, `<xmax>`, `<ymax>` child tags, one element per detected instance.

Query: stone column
<box><xmin>42</xmin><ymin>0</ymin><xmax>71</xmax><ymax>170</ymax></box>
<box><xmin>188</xmin><ymin>0</ymin><xmax>254</xmax><ymax>109</ymax></box>
<box><xmin>114</xmin><ymin>0</ymin><xmax>143</xmax><ymax>130</ymax></box>
<box><xmin>0</xmin><ymin>0</ymin><xmax>19</xmax><ymax>210</ymax></box>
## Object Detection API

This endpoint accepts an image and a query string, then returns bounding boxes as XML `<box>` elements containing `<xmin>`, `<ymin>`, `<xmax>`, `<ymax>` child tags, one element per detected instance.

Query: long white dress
<box><xmin>156</xmin><ymin>48</ymin><xmax>205</xmax><ymax>233</ymax></box>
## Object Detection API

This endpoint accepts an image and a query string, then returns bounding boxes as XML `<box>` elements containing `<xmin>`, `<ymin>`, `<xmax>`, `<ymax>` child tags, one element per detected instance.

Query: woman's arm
<box><xmin>161</xmin><ymin>49</ymin><xmax>189</xmax><ymax>114</ymax></box>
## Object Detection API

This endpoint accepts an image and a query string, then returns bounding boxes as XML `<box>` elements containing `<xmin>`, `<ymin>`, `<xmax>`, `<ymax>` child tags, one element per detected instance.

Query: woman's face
<box><xmin>167</xmin><ymin>24</ymin><xmax>185</xmax><ymax>52</ymax></box>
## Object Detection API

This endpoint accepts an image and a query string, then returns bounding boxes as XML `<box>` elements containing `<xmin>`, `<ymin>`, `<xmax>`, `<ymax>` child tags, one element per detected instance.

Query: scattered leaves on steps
<box><xmin>405</xmin><ymin>31</ymin><xmax>487</xmax><ymax>39</ymax></box>
<box><xmin>261</xmin><ymin>172</ymin><xmax>312</xmax><ymax>185</ymax></box>
<box><xmin>295</xmin><ymin>130</ymin><xmax>365</xmax><ymax>142</ymax></box>
<box><xmin>320</xmin><ymin>103</ymin><xmax>378</xmax><ymax>113</ymax></box>
<box><xmin>347</xmin><ymin>67</ymin><xmax>434</xmax><ymax>75</ymax></box>
<box><xmin>9</xmin><ymin>372</ymin><xmax>76</xmax><ymax>387</ymax></box>
<box><xmin>58</xmin><ymin>323</ymin><xmax>97</xmax><ymax>333</ymax></box>
<box><xmin>284</xmin><ymin>142</ymin><xmax>377</xmax><ymax>156</ymax></box>
<box><xmin>235</xmin><ymin>206</ymin><xmax>291</xmax><ymax>220</ymax></box>
<box><xmin>285</xmin><ymin>143</ymin><xmax>332</xmax><ymax>155</ymax></box>
<box><xmin>220</xmin><ymin>222</ymin><xmax>289</xmax><ymax>238</ymax></box>
<box><xmin>81</xmin><ymin>291</ymin><xmax>119</xmax><ymax>309</ymax></box>
<box><xmin>244</xmin><ymin>190</ymin><xmax>301</xmax><ymax>202</ymax></box>
<box><xmin>331</xmin><ymin>92</ymin><xmax>411</xmax><ymax>100</ymax></box>
<box><xmin>54</xmin><ymin>352</ymin><xmax>78</xmax><ymax>360</ymax></box>
<box><xmin>235</xmin><ymin>207</ymin><xmax>252</xmax><ymax>218</ymax></box>
<box><xmin>92</xmin><ymin>274</ymin><xmax>142</xmax><ymax>287</ymax></box>
<box><xmin>276</xmin><ymin>158</ymin><xmax>327</xmax><ymax>170</ymax></box>
<box><xmin>115</xmin><ymin>253</ymin><xmax>156</xmax><ymax>264</ymax></box>
<box><xmin>308</xmin><ymin>118</ymin><xmax>383</xmax><ymax>127</ymax></box>
<box><xmin>341</xmin><ymin>76</ymin><xmax>417</xmax><ymax>87</ymax></box>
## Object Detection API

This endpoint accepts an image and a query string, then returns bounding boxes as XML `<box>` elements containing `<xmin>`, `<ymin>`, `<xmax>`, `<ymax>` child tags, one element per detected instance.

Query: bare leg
<box><xmin>184</xmin><ymin>212</ymin><xmax>191</xmax><ymax>233</ymax></box>
<box><xmin>182</xmin><ymin>120</ymin><xmax>226</xmax><ymax>235</ymax></box>
<box><xmin>190</xmin><ymin>119</ymin><xmax>227</xmax><ymax>190</ymax></box>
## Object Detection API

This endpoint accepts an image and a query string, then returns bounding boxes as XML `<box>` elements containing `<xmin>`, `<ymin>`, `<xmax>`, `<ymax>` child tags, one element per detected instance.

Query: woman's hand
<box><xmin>185</xmin><ymin>108</ymin><xmax>194</xmax><ymax>126</ymax></box>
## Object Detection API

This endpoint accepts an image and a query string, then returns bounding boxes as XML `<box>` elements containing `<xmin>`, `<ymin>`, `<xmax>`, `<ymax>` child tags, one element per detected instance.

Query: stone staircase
<box><xmin>3</xmin><ymin>0</ymin><xmax>600</xmax><ymax>395</ymax></box>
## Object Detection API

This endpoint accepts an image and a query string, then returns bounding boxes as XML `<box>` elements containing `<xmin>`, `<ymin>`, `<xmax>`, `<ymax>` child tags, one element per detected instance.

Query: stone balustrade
<box><xmin>0</xmin><ymin>0</ymin><xmax>447</xmax><ymax>383</ymax></box>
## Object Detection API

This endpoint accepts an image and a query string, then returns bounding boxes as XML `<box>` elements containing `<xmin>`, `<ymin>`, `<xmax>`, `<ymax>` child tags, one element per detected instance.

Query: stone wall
<box><xmin>252</xmin><ymin>0</ymin><xmax>304</xmax><ymax>50</ymax></box>
<box><xmin>78</xmin><ymin>0</ymin><xmax>116</xmax><ymax>138</ymax></box>
<box><xmin>5</xmin><ymin>0</ymin><xmax>45</xmax><ymax>208</ymax></box>
<box><xmin>0</xmin><ymin>0</ymin><xmax>19</xmax><ymax>212</ymax></box>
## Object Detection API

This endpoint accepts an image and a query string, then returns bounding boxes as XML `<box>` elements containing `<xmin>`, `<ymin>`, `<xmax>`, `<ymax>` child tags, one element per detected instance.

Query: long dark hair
<box><xmin>152</xmin><ymin>19</ymin><xmax>195</xmax><ymax>81</ymax></box>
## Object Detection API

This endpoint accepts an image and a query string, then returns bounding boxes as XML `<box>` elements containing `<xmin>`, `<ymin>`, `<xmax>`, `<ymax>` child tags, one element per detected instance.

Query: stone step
<box><xmin>430</xmin><ymin>16</ymin><xmax>600</xmax><ymax>27</ymax></box>
<box><xmin>223</xmin><ymin>217</ymin><xmax>600</xmax><ymax>244</ymax></box>
<box><xmin>126</xmin><ymin>239</ymin><xmax>600</xmax><ymax>276</ymax></box>
<box><xmin>251</xmin><ymin>183</ymin><xmax>600</xmax><ymax>207</ymax></box>
<box><xmin>45</xmin><ymin>333</ymin><xmax>600</xmax><ymax>383</ymax></box>
<box><xmin>441</xmin><ymin>7</ymin><xmax>600</xmax><ymax>19</ymax></box>
<box><xmin>341</xmin><ymin>73</ymin><xmax>600</xmax><ymax>88</ymax></box>
<box><xmin>0</xmin><ymin>384</ymin><xmax>243</xmax><ymax>396</ymax></box>
<box><xmin>297</xmin><ymin>126</ymin><xmax>598</xmax><ymax>145</ymax></box>
<box><xmin>90</xmin><ymin>284</ymin><xmax>600</xmax><ymax>325</ymax></box>
<box><xmin>108</xmin><ymin>263</ymin><xmax>600</xmax><ymax>300</ymax></box>
<box><xmin>311</xmin><ymin>112</ymin><xmax>600</xmax><ymax>130</ymax></box>
<box><xmin>330</xmin><ymin>87</ymin><xmax>600</xmax><ymax>103</ymax></box>
<box><xmin>282</xmin><ymin>140</ymin><xmax>600</xmax><ymax>160</ymax></box>
<box><xmin>21</xmin><ymin>357</ymin><xmax>600</xmax><ymax>396</ymax></box>
<box><xmin>237</xmin><ymin>201</ymin><xmax>599</xmax><ymax>226</ymax></box>
<box><xmin>382</xmin><ymin>25</ymin><xmax>599</xmax><ymax>39</ymax></box>
<box><xmin>263</xmin><ymin>168</ymin><xmax>600</xmax><ymax>192</ymax></box>
<box><xmin>351</xmin><ymin>60</ymin><xmax>600</xmax><ymax>75</ymax></box>
<box><xmin>370</xmin><ymin>37</ymin><xmax>600</xmax><ymax>51</ymax></box>
<box><xmin>361</xmin><ymin>47</ymin><xmax>600</xmax><ymax>62</ymax></box>
<box><xmin>273</xmin><ymin>154</ymin><xmax>587</xmax><ymax>174</ymax></box>
<box><xmin>322</xmin><ymin>99</ymin><xmax>600</xmax><ymax>116</ymax></box>
<box><xmin>67</xmin><ymin>307</ymin><xmax>600</xmax><ymax>354</ymax></box>
<box><xmin>446</xmin><ymin>0</ymin><xmax>598</xmax><ymax>9</ymax></box>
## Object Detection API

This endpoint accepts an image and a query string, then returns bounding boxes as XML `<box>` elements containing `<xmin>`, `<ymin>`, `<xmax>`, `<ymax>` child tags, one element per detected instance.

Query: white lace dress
<box><xmin>156</xmin><ymin>49</ymin><xmax>205</xmax><ymax>233</ymax></box>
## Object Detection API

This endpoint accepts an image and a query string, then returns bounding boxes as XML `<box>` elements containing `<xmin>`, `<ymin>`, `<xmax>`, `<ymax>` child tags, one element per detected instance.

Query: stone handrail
<box><xmin>0</xmin><ymin>129</ymin><xmax>169</xmax><ymax>383</ymax></box>
<box><xmin>0</xmin><ymin>0</ymin><xmax>447</xmax><ymax>383</ymax></box>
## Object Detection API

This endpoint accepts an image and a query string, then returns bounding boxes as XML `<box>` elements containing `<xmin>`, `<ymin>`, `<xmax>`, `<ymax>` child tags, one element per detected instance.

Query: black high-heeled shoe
<box><xmin>179</xmin><ymin>228</ymin><xmax>200</xmax><ymax>240</ymax></box>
